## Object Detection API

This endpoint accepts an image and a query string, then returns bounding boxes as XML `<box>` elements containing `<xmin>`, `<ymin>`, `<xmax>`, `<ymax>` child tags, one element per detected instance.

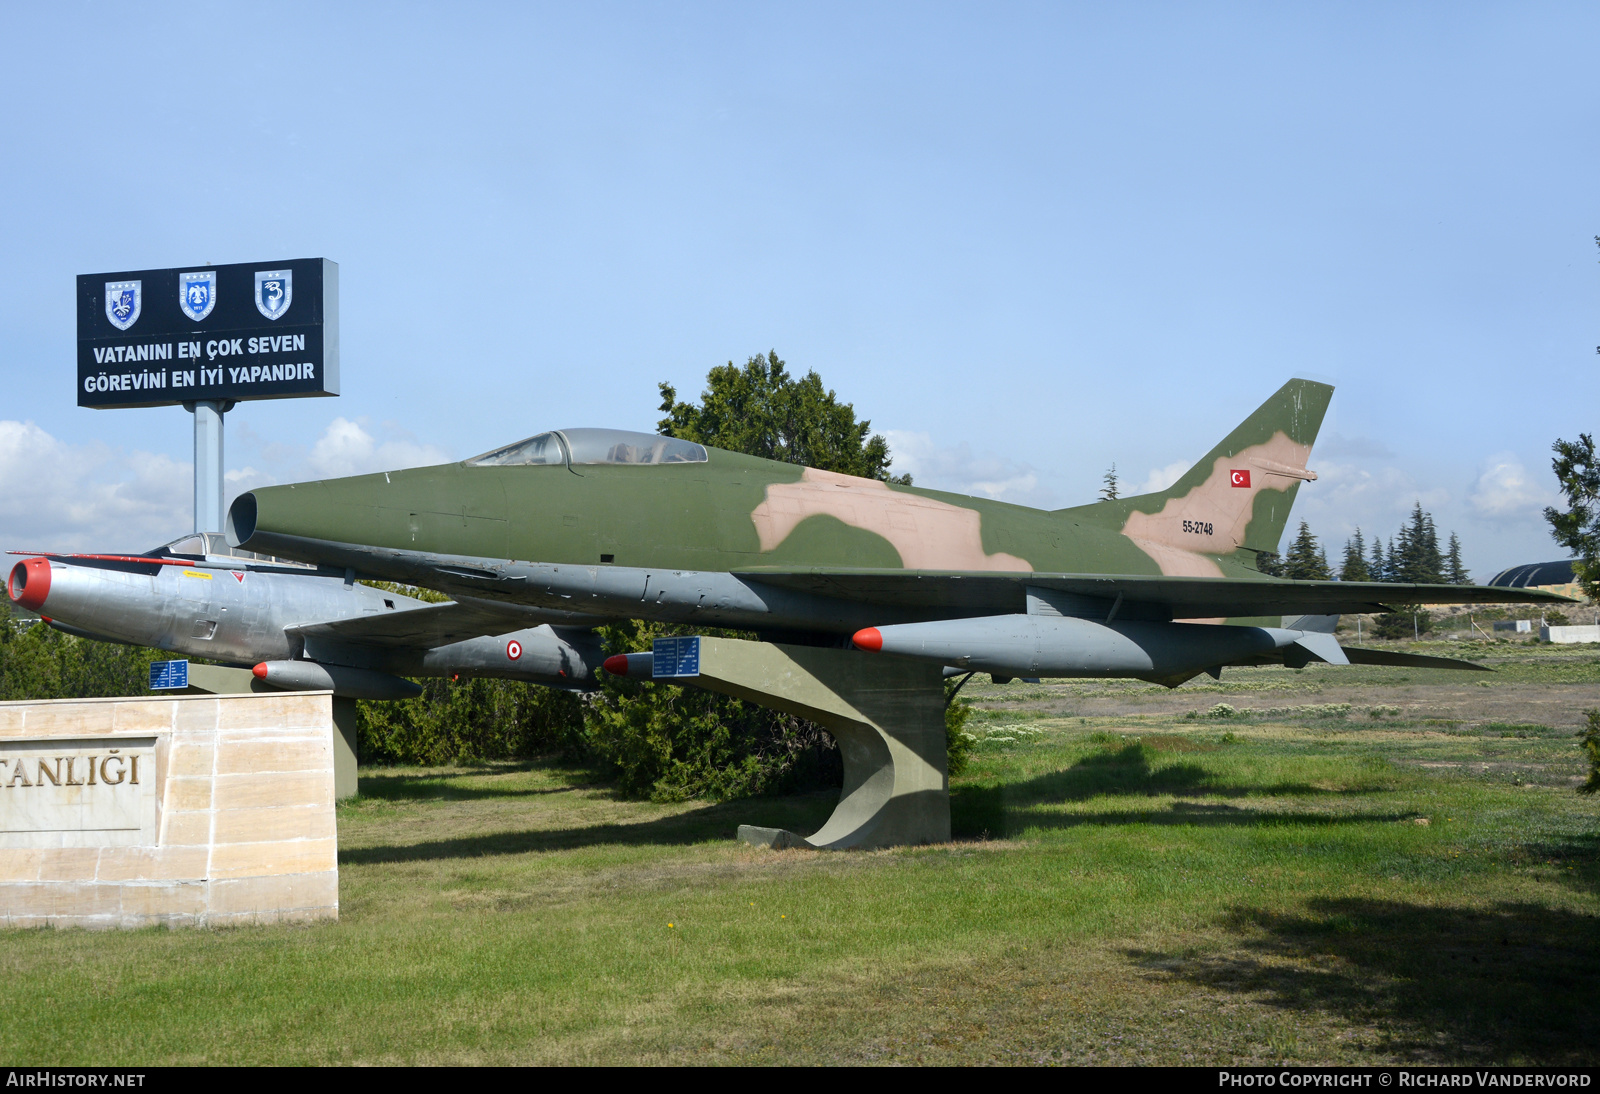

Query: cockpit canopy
<box><xmin>155</xmin><ymin>532</ymin><xmax>313</xmax><ymax>567</ymax></box>
<box><xmin>467</xmin><ymin>428</ymin><xmax>708</xmax><ymax>468</ymax></box>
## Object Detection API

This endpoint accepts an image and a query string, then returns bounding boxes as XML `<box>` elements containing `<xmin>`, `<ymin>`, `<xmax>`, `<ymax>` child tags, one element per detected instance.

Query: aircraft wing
<box><xmin>731</xmin><ymin>568</ymin><xmax>1574</xmax><ymax>618</ymax></box>
<box><xmin>286</xmin><ymin>596</ymin><xmax>587</xmax><ymax>649</ymax></box>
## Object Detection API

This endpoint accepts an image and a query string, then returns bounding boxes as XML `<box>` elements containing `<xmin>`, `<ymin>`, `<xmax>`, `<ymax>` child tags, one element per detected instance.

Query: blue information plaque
<box><xmin>651</xmin><ymin>636</ymin><xmax>701</xmax><ymax>679</ymax></box>
<box><xmin>149</xmin><ymin>660</ymin><xmax>190</xmax><ymax>690</ymax></box>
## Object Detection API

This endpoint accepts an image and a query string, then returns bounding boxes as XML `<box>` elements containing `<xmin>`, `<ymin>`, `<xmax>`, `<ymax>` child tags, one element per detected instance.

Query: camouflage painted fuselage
<box><xmin>253</xmin><ymin>453</ymin><xmax>1274</xmax><ymax>581</ymax></box>
<box><xmin>230</xmin><ymin>379</ymin><xmax>1572</xmax><ymax>646</ymax></box>
<box><xmin>239</xmin><ymin>381</ymin><xmax>1331</xmax><ymax>614</ymax></box>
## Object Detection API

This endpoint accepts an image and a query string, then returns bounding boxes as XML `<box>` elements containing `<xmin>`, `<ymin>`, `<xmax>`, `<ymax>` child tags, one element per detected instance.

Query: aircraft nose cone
<box><xmin>8</xmin><ymin>558</ymin><xmax>52</xmax><ymax>612</ymax></box>
<box><xmin>602</xmin><ymin>654</ymin><xmax>630</xmax><ymax>676</ymax></box>
<box><xmin>851</xmin><ymin>627</ymin><xmax>883</xmax><ymax>652</ymax></box>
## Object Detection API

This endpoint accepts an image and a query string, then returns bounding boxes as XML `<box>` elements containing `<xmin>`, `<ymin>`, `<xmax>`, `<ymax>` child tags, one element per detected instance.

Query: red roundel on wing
<box><xmin>506</xmin><ymin>640</ymin><xmax>523</xmax><ymax>660</ymax></box>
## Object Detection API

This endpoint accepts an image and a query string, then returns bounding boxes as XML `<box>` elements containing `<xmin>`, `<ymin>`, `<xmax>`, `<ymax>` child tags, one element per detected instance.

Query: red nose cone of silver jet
<box><xmin>602</xmin><ymin>654</ymin><xmax>630</xmax><ymax>676</ymax></box>
<box><xmin>8</xmin><ymin>558</ymin><xmax>52</xmax><ymax>612</ymax></box>
<box><xmin>852</xmin><ymin>627</ymin><xmax>883</xmax><ymax>652</ymax></box>
<box><xmin>252</xmin><ymin>663</ymin><xmax>270</xmax><ymax>680</ymax></box>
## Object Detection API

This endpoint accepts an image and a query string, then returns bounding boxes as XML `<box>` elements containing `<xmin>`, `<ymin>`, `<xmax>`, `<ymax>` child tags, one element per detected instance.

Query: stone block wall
<box><xmin>0</xmin><ymin>692</ymin><xmax>339</xmax><ymax>928</ymax></box>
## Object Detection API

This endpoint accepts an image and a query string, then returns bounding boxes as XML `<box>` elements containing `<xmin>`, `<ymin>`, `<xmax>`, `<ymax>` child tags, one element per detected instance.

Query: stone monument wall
<box><xmin>0</xmin><ymin>692</ymin><xmax>339</xmax><ymax>928</ymax></box>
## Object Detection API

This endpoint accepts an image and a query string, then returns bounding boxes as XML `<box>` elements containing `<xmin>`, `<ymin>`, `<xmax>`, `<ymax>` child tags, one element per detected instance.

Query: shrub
<box><xmin>581</xmin><ymin>620</ymin><xmax>844</xmax><ymax>801</ymax></box>
<box><xmin>356</xmin><ymin>678</ymin><xmax>585</xmax><ymax>766</ymax></box>
<box><xmin>1578</xmin><ymin>709</ymin><xmax>1600</xmax><ymax>796</ymax></box>
<box><xmin>0</xmin><ymin>602</ymin><xmax>168</xmax><ymax>701</ymax></box>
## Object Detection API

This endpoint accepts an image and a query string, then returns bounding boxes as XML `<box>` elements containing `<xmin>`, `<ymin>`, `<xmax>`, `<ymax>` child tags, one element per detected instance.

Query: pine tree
<box><xmin>1099</xmin><ymin>463</ymin><xmax>1120</xmax><ymax>501</ymax></box>
<box><xmin>1391</xmin><ymin>503</ymin><xmax>1444</xmax><ymax>584</ymax></box>
<box><xmin>1284</xmin><ymin>521</ymin><xmax>1333</xmax><ymax>580</ymax></box>
<box><xmin>1444</xmin><ymin>532</ymin><xmax>1471</xmax><ymax>585</ymax></box>
<box><xmin>1370</xmin><ymin>537</ymin><xmax>1389</xmax><ymax>582</ymax></box>
<box><xmin>1340</xmin><ymin>528</ymin><xmax>1370</xmax><ymax>582</ymax></box>
<box><xmin>1392</xmin><ymin>517</ymin><xmax>1415</xmax><ymax>582</ymax></box>
<box><xmin>1420</xmin><ymin>509</ymin><xmax>1443</xmax><ymax>583</ymax></box>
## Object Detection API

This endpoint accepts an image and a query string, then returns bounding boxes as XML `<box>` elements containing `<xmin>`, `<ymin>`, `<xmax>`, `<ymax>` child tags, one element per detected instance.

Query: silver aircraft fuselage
<box><xmin>7</xmin><ymin>539</ymin><xmax>604</xmax><ymax>695</ymax></box>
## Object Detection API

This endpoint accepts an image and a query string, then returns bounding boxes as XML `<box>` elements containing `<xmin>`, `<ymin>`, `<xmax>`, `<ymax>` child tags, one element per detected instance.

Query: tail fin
<box><xmin>1063</xmin><ymin>378</ymin><xmax>1333</xmax><ymax>570</ymax></box>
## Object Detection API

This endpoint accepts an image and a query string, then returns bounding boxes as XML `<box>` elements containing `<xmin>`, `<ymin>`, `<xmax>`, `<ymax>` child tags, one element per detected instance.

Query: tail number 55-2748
<box><xmin>1181</xmin><ymin>520</ymin><xmax>1214</xmax><ymax>536</ymax></box>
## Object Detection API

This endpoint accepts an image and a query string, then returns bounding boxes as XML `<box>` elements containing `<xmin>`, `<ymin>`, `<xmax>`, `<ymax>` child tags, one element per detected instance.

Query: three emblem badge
<box><xmin>102</xmin><ymin>266</ymin><xmax>298</xmax><ymax>329</ymax></box>
<box><xmin>255</xmin><ymin>270</ymin><xmax>292</xmax><ymax>320</ymax></box>
<box><xmin>104</xmin><ymin>280</ymin><xmax>141</xmax><ymax>331</ymax></box>
<box><xmin>178</xmin><ymin>271</ymin><xmax>217</xmax><ymax>322</ymax></box>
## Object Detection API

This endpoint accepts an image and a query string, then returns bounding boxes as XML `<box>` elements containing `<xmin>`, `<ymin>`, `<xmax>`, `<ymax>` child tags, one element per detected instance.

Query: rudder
<box><xmin>1062</xmin><ymin>378</ymin><xmax>1333</xmax><ymax>570</ymax></box>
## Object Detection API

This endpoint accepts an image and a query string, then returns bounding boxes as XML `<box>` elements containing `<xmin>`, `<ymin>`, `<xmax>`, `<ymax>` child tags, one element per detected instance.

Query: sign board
<box><xmin>652</xmin><ymin>636</ymin><xmax>702</xmax><ymax>679</ymax></box>
<box><xmin>77</xmin><ymin>258</ymin><xmax>338</xmax><ymax>409</ymax></box>
<box><xmin>149</xmin><ymin>660</ymin><xmax>189</xmax><ymax>691</ymax></box>
<box><xmin>0</xmin><ymin>736</ymin><xmax>159</xmax><ymax>849</ymax></box>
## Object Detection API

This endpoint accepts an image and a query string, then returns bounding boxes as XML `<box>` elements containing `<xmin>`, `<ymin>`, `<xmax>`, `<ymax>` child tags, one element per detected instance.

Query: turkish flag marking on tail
<box><xmin>1230</xmin><ymin>469</ymin><xmax>1251</xmax><ymax>488</ymax></box>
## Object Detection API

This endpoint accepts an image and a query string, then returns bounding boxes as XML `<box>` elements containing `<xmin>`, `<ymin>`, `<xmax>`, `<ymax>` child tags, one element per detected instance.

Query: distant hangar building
<box><xmin>1485</xmin><ymin>560</ymin><xmax>1595</xmax><ymax>641</ymax></box>
<box><xmin>1485</xmin><ymin>560</ymin><xmax>1584</xmax><ymax>600</ymax></box>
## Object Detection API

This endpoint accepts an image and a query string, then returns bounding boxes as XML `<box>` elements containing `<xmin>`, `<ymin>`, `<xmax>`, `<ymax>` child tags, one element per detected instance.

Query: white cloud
<box><xmin>0</xmin><ymin>420</ymin><xmax>190</xmax><ymax>552</ymax></box>
<box><xmin>1469</xmin><ymin>454</ymin><xmax>1555</xmax><ymax>520</ymax></box>
<box><xmin>0</xmin><ymin>417</ymin><xmax>453</xmax><ymax>554</ymax></box>
<box><xmin>305</xmin><ymin>417</ymin><xmax>449</xmax><ymax>479</ymax></box>
<box><xmin>883</xmin><ymin>430</ymin><xmax>1055</xmax><ymax>506</ymax></box>
<box><xmin>1133</xmin><ymin>460</ymin><xmax>1192</xmax><ymax>495</ymax></box>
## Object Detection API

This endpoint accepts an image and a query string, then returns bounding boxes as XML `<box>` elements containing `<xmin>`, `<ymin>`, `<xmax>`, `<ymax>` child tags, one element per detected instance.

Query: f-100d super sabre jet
<box><xmin>222</xmin><ymin>379</ymin><xmax>1568</xmax><ymax>687</ymax></box>
<box><xmin>7</xmin><ymin>532</ymin><xmax>604</xmax><ymax>698</ymax></box>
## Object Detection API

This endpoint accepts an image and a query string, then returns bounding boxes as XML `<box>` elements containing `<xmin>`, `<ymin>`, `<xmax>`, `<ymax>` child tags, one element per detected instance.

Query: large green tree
<box><xmin>658</xmin><ymin>350</ymin><xmax>908</xmax><ymax>483</ymax></box>
<box><xmin>1545</xmin><ymin>432</ymin><xmax>1600</xmax><ymax>601</ymax></box>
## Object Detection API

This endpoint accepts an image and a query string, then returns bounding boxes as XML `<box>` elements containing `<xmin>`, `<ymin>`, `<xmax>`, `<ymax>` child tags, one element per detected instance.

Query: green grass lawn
<box><xmin>4</xmin><ymin>659</ymin><xmax>1599</xmax><ymax>1064</ymax></box>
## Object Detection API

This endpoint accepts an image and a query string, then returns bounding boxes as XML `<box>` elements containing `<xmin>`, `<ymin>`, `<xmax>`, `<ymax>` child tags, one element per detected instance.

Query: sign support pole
<box><xmin>185</xmin><ymin>399</ymin><xmax>233</xmax><ymax>535</ymax></box>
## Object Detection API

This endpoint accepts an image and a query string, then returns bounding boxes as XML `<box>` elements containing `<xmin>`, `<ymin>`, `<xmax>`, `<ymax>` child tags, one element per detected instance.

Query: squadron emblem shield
<box><xmin>254</xmin><ymin>269</ymin><xmax>292</xmax><ymax>320</ymax></box>
<box><xmin>104</xmin><ymin>280</ymin><xmax>141</xmax><ymax>330</ymax></box>
<box><xmin>179</xmin><ymin>271</ymin><xmax>217</xmax><ymax>322</ymax></box>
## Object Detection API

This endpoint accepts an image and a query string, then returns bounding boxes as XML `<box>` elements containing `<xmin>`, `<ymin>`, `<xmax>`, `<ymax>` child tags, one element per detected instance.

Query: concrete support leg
<box><xmin>676</xmin><ymin>637</ymin><xmax>949</xmax><ymax>850</ymax></box>
<box><xmin>330</xmin><ymin>696</ymin><xmax>360</xmax><ymax>801</ymax></box>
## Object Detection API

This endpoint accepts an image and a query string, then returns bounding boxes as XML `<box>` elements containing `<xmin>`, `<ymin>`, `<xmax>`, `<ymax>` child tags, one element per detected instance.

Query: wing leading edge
<box><xmin>733</xmin><ymin>568</ymin><xmax>1574</xmax><ymax>619</ymax></box>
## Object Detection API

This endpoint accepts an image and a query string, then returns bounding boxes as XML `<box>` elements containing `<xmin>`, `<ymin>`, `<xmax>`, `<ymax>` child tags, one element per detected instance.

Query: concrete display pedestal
<box><xmin>678</xmin><ymin>638</ymin><xmax>949</xmax><ymax>850</ymax></box>
<box><xmin>183</xmin><ymin>665</ymin><xmax>358</xmax><ymax>800</ymax></box>
<box><xmin>0</xmin><ymin>693</ymin><xmax>340</xmax><ymax>928</ymax></box>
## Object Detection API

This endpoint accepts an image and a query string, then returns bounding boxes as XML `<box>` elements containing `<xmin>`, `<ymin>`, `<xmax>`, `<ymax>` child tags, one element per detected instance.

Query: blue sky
<box><xmin>1</xmin><ymin>3</ymin><xmax>1595</xmax><ymax>576</ymax></box>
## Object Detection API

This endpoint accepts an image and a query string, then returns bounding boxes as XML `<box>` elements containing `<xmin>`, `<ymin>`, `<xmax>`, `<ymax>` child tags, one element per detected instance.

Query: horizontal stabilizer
<box><xmin>1340</xmin><ymin>646</ymin><xmax>1491</xmax><ymax>672</ymax></box>
<box><xmin>1292</xmin><ymin>631</ymin><xmax>1348</xmax><ymax>666</ymax></box>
